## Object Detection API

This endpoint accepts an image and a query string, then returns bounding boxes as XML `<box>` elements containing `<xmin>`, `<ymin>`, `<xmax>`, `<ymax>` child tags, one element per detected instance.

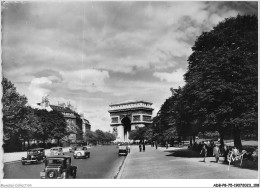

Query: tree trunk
<box><xmin>189</xmin><ymin>136</ymin><xmax>192</xmax><ymax>146</ymax></box>
<box><xmin>27</xmin><ymin>140</ymin><xmax>30</xmax><ymax>149</ymax></box>
<box><xmin>233</xmin><ymin>126</ymin><xmax>242</xmax><ymax>150</ymax></box>
<box><xmin>192</xmin><ymin>135</ymin><xmax>195</xmax><ymax>143</ymax></box>
<box><xmin>220</xmin><ymin>132</ymin><xmax>224</xmax><ymax>147</ymax></box>
<box><xmin>23</xmin><ymin>140</ymin><xmax>25</xmax><ymax>151</ymax></box>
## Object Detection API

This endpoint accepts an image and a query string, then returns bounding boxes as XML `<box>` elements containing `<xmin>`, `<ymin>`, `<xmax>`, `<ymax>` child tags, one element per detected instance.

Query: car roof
<box><xmin>28</xmin><ymin>148</ymin><xmax>44</xmax><ymax>151</ymax></box>
<box><xmin>50</xmin><ymin>147</ymin><xmax>62</xmax><ymax>149</ymax></box>
<box><xmin>47</xmin><ymin>155</ymin><xmax>71</xmax><ymax>159</ymax></box>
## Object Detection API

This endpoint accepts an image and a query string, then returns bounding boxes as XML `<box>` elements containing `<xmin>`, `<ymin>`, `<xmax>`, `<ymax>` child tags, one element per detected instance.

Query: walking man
<box><xmin>139</xmin><ymin>142</ymin><xmax>142</xmax><ymax>152</ymax></box>
<box><xmin>200</xmin><ymin>144</ymin><xmax>207</xmax><ymax>162</ymax></box>
<box><xmin>143</xmin><ymin>142</ymin><xmax>145</xmax><ymax>152</ymax></box>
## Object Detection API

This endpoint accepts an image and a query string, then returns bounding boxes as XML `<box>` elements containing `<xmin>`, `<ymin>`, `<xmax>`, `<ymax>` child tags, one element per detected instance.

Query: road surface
<box><xmin>4</xmin><ymin>145</ymin><xmax>125</xmax><ymax>179</ymax></box>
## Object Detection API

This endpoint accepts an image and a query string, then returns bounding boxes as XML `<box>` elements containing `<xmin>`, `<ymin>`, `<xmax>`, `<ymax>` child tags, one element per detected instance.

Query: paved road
<box><xmin>4</xmin><ymin>145</ymin><xmax>125</xmax><ymax>179</ymax></box>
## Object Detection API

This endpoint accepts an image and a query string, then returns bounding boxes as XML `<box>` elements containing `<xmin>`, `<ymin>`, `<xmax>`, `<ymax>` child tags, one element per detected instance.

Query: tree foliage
<box><xmin>2</xmin><ymin>77</ymin><xmax>28</xmax><ymax>140</ymax></box>
<box><xmin>152</xmin><ymin>15</ymin><xmax>257</xmax><ymax>149</ymax></box>
<box><xmin>184</xmin><ymin>15</ymin><xmax>258</xmax><ymax>148</ymax></box>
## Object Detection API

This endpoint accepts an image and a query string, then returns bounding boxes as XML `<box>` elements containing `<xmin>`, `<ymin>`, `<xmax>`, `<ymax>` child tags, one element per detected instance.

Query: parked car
<box><xmin>21</xmin><ymin>148</ymin><xmax>46</xmax><ymax>165</ymax></box>
<box><xmin>50</xmin><ymin>147</ymin><xmax>64</xmax><ymax>156</ymax></box>
<box><xmin>118</xmin><ymin>145</ymin><xmax>128</xmax><ymax>156</ymax></box>
<box><xmin>73</xmin><ymin>146</ymin><xmax>90</xmax><ymax>159</ymax></box>
<box><xmin>40</xmin><ymin>155</ymin><xmax>77</xmax><ymax>179</ymax></box>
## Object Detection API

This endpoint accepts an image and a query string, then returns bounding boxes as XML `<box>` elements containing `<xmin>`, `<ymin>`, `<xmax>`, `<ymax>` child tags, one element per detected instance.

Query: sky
<box><xmin>1</xmin><ymin>1</ymin><xmax>257</xmax><ymax>132</ymax></box>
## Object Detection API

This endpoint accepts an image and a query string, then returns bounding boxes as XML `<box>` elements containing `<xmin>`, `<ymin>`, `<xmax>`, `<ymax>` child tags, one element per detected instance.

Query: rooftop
<box><xmin>109</xmin><ymin>100</ymin><xmax>153</xmax><ymax>107</ymax></box>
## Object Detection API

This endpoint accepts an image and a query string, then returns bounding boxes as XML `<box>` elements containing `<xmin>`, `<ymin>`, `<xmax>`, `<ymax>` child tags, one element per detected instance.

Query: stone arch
<box><xmin>121</xmin><ymin>116</ymin><xmax>131</xmax><ymax>140</ymax></box>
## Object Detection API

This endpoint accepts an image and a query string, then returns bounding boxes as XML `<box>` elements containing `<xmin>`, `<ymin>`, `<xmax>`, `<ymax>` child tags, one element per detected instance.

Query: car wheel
<box><xmin>22</xmin><ymin>162</ymin><xmax>25</xmax><ymax>165</ymax></box>
<box><xmin>47</xmin><ymin>170</ymin><xmax>58</xmax><ymax>179</ymax></box>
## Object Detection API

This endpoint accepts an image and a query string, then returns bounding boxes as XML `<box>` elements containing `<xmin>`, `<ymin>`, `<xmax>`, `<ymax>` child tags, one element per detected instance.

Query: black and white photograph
<box><xmin>0</xmin><ymin>1</ymin><xmax>258</xmax><ymax>187</ymax></box>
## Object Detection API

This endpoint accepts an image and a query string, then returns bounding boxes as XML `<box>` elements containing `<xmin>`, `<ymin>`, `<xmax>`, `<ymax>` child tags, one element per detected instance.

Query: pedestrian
<box><xmin>166</xmin><ymin>141</ymin><xmax>168</xmax><ymax>149</ymax></box>
<box><xmin>223</xmin><ymin>145</ymin><xmax>229</xmax><ymax>163</ymax></box>
<box><xmin>213</xmin><ymin>144</ymin><xmax>220</xmax><ymax>163</ymax></box>
<box><xmin>143</xmin><ymin>142</ymin><xmax>145</xmax><ymax>152</ymax></box>
<box><xmin>139</xmin><ymin>142</ymin><xmax>142</xmax><ymax>152</ymax></box>
<box><xmin>155</xmin><ymin>141</ymin><xmax>158</xmax><ymax>149</ymax></box>
<box><xmin>200</xmin><ymin>144</ymin><xmax>207</xmax><ymax>162</ymax></box>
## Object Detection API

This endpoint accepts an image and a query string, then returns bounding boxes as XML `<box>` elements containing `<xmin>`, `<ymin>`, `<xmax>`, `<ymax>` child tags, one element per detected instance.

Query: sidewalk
<box><xmin>3</xmin><ymin>147</ymin><xmax>70</xmax><ymax>163</ymax></box>
<box><xmin>119</xmin><ymin>145</ymin><xmax>258</xmax><ymax>179</ymax></box>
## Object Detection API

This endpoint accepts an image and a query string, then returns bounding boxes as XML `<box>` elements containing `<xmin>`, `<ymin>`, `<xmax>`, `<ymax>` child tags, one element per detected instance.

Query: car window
<box><xmin>48</xmin><ymin>159</ymin><xmax>64</xmax><ymax>165</ymax></box>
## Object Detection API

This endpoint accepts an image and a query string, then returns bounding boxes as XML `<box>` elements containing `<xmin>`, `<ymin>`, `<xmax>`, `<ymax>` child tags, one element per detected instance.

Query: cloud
<box><xmin>61</xmin><ymin>69</ymin><xmax>110</xmax><ymax>92</ymax></box>
<box><xmin>28</xmin><ymin>77</ymin><xmax>53</xmax><ymax>97</ymax></box>
<box><xmin>153</xmin><ymin>68</ymin><xmax>186</xmax><ymax>85</ymax></box>
<box><xmin>2</xmin><ymin>1</ymin><xmax>257</xmax><ymax>131</ymax></box>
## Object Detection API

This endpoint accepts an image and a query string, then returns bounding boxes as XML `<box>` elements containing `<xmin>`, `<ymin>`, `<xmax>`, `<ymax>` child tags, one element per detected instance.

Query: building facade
<box><xmin>108</xmin><ymin>100</ymin><xmax>154</xmax><ymax>142</ymax></box>
<box><xmin>34</xmin><ymin>96</ymin><xmax>91</xmax><ymax>143</ymax></box>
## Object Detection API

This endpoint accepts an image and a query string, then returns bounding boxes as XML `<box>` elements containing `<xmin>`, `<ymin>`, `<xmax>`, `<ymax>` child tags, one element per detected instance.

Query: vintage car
<box><xmin>50</xmin><ymin>147</ymin><xmax>64</xmax><ymax>156</ymax></box>
<box><xmin>118</xmin><ymin>145</ymin><xmax>128</xmax><ymax>156</ymax></box>
<box><xmin>21</xmin><ymin>148</ymin><xmax>46</xmax><ymax>165</ymax></box>
<box><xmin>73</xmin><ymin>146</ymin><xmax>90</xmax><ymax>159</ymax></box>
<box><xmin>40</xmin><ymin>155</ymin><xmax>77</xmax><ymax>179</ymax></box>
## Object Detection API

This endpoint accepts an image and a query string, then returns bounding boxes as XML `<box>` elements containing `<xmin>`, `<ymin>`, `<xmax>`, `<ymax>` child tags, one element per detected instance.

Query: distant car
<box><xmin>73</xmin><ymin>146</ymin><xmax>90</xmax><ymax>159</ymax></box>
<box><xmin>118</xmin><ymin>145</ymin><xmax>128</xmax><ymax>156</ymax></box>
<box><xmin>21</xmin><ymin>148</ymin><xmax>46</xmax><ymax>165</ymax></box>
<box><xmin>40</xmin><ymin>155</ymin><xmax>77</xmax><ymax>179</ymax></box>
<box><xmin>50</xmin><ymin>147</ymin><xmax>64</xmax><ymax>156</ymax></box>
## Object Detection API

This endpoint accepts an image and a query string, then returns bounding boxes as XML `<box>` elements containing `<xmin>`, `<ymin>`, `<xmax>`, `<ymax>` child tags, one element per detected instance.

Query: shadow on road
<box><xmin>164</xmin><ymin>148</ymin><xmax>202</xmax><ymax>158</ymax></box>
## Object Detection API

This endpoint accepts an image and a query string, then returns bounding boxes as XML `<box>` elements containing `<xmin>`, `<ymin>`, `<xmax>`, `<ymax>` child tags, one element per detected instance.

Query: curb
<box><xmin>114</xmin><ymin>153</ymin><xmax>128</xmax><ymax>179</ymax></box>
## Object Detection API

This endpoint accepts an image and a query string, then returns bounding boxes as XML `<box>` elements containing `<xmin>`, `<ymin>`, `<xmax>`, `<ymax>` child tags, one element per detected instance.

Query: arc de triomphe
<box><xmin>108</xmin><ymin>100</ymin><xmax>154</xmax><ymax>142</ymax></box>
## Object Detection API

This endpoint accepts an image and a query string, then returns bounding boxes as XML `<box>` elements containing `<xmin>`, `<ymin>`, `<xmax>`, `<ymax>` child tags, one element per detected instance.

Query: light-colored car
<box><xmin>118</xmin><ymin>145</ymin><xmax>128</xmax><ymax>156</ymax></box>
<box><xmin>73</xmin><ymin>146</ymin><xmax>90</xmax><ymax>159</ymax></box>
<box><xmin>50</xmin><ymin>147</ymin><xmax>64</xmax><ymax>156</ymax></box>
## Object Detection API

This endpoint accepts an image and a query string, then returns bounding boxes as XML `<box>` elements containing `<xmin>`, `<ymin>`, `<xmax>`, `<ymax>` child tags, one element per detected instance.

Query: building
<box><xmin>34</xmin><ymin>96</ymin><xmax>91</xmax><ymax>143</ymax></box>
<box><xmin>108</xmin><ymin>100</ymin><xmax>154</xmax><ymax>142</ymax></box>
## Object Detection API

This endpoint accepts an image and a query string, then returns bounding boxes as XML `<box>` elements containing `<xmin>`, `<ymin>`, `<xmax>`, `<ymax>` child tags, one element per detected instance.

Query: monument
<box><xmin>108</xmin><ymin>100</ymin><xmax>154</xmax><ymax>142</ymax></box>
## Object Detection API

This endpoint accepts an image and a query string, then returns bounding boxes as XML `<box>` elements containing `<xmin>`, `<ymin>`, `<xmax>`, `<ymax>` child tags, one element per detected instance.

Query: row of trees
<box><xmin>83</xmin><ymin>129</ymin><xmax>116</xmax><ymax>145</ymax></box>
<box><xmin>2</xmin><ymin>77</ymin><xmax>71</xmax><ymax>151</ymax></box>
<box><xmin>130</xmin><ymin>15</ymin><xmax>258</xmax><ymax>149</ymax></box>
<box><xmin>2</xmin><ymin>77</ymin><xmax>115</xmax><ymax>152</ymax></box>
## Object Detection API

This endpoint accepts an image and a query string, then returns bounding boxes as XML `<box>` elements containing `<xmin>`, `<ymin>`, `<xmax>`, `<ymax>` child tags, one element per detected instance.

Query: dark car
<box><xmin>21</xmin><ymin>148</ymin><xmax>46</xmax><ymax>165</ymax></box>
<box><xmin>73</xmin><ymin>146</ymin><xmax>90</xmax><ymax>159</ymax></box>
<box><xmin>40</xmin><ymin>155</ymin><xmax>77</xmax><ymax>179</ymax></box>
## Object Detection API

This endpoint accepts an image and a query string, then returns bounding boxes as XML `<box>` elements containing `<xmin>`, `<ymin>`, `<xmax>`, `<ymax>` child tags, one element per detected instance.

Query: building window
<box><xmin>112</xmin><ymin>117</ymin><xmax>118</xmax><ymax>123</ymax></box>
<box><xmin>143</xmin><ymin>115</ymin><xmax>151</xmax><ymax>121</ymax></box>
<box><xmin>133</xmin><ymin>115</ymin><xmax>141</xmax><ymax>122</ymax></box>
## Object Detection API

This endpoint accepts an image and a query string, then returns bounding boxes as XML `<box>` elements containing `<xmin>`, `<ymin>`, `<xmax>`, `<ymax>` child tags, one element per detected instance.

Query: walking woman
<box><xmin>213</xmin><ymin>144</ymin><xmax>220</xmax><ymax>163</ymax></box>
<box><xmin>200</xmin><ymin>144</ymin><xmax>207</xmax><ymax>162</ymax></box>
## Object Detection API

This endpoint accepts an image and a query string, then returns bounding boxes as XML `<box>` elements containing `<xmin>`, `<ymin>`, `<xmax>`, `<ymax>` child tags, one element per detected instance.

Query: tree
<box><xmin>34</xmin><ymin>109</ymin><xmax>68</xmax><ymax>145</ymax></box>
<box><xmin>2</xmin><ymin>77</ymin><xmax>28</xmax><ymax>138</ymax></box>
<box><xmin>129</xmin><ymin>127</ymin><xmax>147</xmax><ymax>142</ymax></box>
<box><xmin>184</xmin><ymin>15</ymin><xmax>258</xmax><ymax>149</ymax></box>
<box><xmin>84</xmin><ymin>130</ymin><xmax>97</xmax><ymax>145</ymax></box>
<box><xmin>2</xmin><ymin>77</ymin><xmax>29</xmax><ymax>151</ymax></box>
